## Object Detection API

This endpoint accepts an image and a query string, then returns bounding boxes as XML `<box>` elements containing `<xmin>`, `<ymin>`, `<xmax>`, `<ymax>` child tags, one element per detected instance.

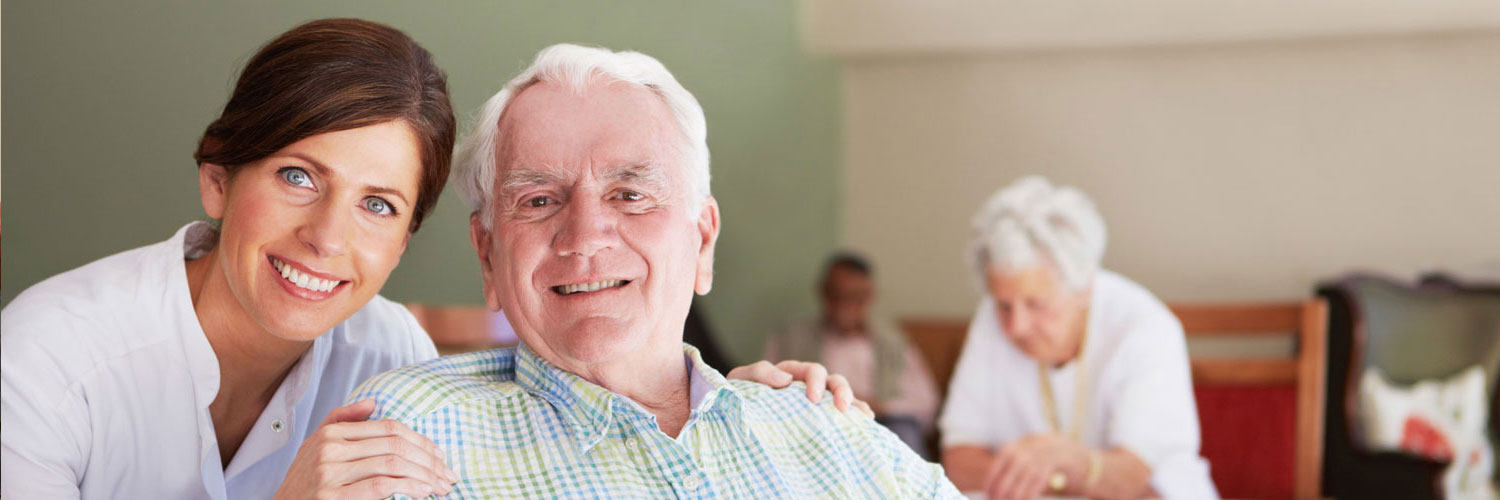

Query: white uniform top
<box><xmin>938</xmin><ymin>270</ymin><xmax>1219</xmax><ymax>499</ymax></box>
<box><xmin>1</xmin><ymin>222</ymin><xmax>439</xmax><ymax>499</ymax></box>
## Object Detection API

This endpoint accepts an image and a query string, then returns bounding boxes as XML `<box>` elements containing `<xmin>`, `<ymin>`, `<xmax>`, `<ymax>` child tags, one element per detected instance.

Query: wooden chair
<box><xmin>899</xmin><ymin>318</ymin><xmax>972</xmax><ymax>400</ymax></box>
<box><xmin>1171</xmin><ymin>300</ymin><xmax>1328</xmax><ymax>500</ymax></box>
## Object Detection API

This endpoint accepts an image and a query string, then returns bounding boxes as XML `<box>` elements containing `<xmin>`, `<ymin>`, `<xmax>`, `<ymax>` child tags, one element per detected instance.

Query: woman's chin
<box><xmin>257</xmin><ymin>311</ymin><xmax>343</xmax><ymax>343</ymax></box>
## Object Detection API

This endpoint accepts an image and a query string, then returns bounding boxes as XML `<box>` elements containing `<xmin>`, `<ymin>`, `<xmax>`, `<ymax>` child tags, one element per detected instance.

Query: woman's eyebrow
<box><xmin>364</xmin><ymin>185</ymin><xmax>411</xmax><ymax>205</ymax></box>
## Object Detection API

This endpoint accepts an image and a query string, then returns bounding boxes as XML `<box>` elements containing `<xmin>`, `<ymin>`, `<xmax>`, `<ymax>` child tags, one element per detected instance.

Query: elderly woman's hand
<box><xmin>983</xmin><ymin>433</ymin><xmax>1089</xmax><ymax>500</ymax></box>
<box><xmin>726</xmin><ymin>360</ymin><xmax>873</xmax><ymax>417</ymax></box>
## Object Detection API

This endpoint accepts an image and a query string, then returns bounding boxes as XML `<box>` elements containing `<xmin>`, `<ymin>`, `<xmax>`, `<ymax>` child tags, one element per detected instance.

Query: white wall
<box><xmin>838</xmin><ymin>33</ymin><xmax>1500</xmax><ymax>319</ymax></box>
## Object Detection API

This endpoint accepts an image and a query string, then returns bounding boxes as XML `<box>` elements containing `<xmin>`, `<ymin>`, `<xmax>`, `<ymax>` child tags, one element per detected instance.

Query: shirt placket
<box><xmin>621</xmin><ymin>414</ymin><xmax>714</xmax><ymax>499</ymax></box>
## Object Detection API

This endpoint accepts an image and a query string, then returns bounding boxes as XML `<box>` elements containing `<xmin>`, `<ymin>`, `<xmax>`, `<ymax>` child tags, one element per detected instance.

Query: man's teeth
<box><xmin>557</xmin><ymin>280</ymin><xmax>626</xmax><ymax>295</ymax></box>
<box><xmin>272</xmin><ymin>258</ymin><xmax>340</xmax><ymax>293</ymax></box>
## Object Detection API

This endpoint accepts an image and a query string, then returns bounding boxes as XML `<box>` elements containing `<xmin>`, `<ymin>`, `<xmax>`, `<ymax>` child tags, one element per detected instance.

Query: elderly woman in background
<box><xmin>939</xmin><ymin>176</ymin><xmax>1218</xmax><ymax>500</ymax></box>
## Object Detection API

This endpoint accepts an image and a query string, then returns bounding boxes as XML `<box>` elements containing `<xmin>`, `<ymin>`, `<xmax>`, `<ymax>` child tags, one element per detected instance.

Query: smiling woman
<box><xmin>0</xmin><ymin>18</ymin><xmax>461</xmax><ymax>500</ymax></box>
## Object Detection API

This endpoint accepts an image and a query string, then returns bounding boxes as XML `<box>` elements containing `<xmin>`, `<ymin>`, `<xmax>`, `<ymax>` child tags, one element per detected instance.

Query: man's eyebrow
<box><xmin>499</xmin><ymin>167</ymin><xmax>565</xmax><ymax>197</ymax></box>
<box><xmin>285</xmin><ymin>152</ymin><xmax>411</xmax><ymax>205</ymax></box>
<box><xmin>607</xmin><ymin>163</ymin><xmax>671</xmax><ymax>192</ymax></box>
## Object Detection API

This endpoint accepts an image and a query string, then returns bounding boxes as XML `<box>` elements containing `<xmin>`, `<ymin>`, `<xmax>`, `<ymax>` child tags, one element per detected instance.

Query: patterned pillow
<box><xmin>1360</xmin><ymin>366</ymin><xmax>1498</xmax><ymax>500</ymax></box>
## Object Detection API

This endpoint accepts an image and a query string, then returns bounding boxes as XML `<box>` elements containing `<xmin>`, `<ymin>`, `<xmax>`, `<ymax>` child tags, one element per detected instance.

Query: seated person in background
<box><xmin>765</xmin><ymin>252</ymin><xmax>941</xmax><ymax>458</ymax></box>
<box><xmin>352</xmin><ymin>44</ymin><xmax>962</xmax><ymax>499</ymax></box>
<box><xmin>940</xmin><ymin>176</ymin><xmax>1219</xmax><ymax>500</ymax></box>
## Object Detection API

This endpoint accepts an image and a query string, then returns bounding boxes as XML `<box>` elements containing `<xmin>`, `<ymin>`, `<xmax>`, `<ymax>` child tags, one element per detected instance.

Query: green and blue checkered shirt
<box><xmin>350</xmin><ymin>342</ymin><xmax>962</xmax><ymax>499</ymax></box>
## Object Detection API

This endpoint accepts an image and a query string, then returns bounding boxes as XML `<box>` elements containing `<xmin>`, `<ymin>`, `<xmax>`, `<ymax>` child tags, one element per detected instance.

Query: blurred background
<box><xmin>5</xmin><ymin>0</ymin><xmax>1497</xmax><ymax>362</ymax></box>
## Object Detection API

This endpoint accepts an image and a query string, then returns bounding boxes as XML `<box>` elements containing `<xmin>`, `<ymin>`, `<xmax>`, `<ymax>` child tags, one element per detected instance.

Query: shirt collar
<box><xmin>514</xmin><ymin>342</ymin><xmax>743</xmax><ymax>452</ymax></box>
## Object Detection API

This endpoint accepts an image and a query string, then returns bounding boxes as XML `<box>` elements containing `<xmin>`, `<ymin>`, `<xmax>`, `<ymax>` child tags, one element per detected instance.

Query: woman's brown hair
<box><xmin>194</xmin><ymin>18</ymin><xmax>454</xmax><ymax>232</ymax></box>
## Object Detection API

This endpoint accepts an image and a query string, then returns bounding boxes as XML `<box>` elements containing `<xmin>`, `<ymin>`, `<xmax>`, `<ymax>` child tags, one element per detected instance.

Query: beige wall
<box><xmin>840</xmin><ymin>33</ymin><xmax>1500</xmax><ymax>320</ymax></box>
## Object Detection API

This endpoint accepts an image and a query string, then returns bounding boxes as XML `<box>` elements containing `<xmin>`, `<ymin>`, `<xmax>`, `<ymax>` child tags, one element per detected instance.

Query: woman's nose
<box><xmin>297</xmin><ymin>201</ymin><xmax>352</xmax><ymax>258</ymax></box>
<box><xmin>1003</xmin><ymin>308</ymin><xmax>1032</xmax><ymax>337</ymax></box>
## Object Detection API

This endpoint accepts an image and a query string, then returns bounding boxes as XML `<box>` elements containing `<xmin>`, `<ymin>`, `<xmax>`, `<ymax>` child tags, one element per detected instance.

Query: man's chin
<box><xmin>543</xmin><ymin>325</ymin><xmax>655</xmax><ymax>366</ymax></box>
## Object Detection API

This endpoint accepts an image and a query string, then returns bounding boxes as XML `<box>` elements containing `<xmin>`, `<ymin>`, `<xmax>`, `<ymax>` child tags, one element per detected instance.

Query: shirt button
<box><xmin>625</xmin><ymin>438</ymin><xmax>638</xmax><ymax>449</ymax></box>
<box><xmin>270</xmin><ymin>418</ymin><xmax>285</xmax><ymax>433</ymax></box>
<box><xmin>683</xmin><ymin>474</ymin><xmax>703</xmax><ymax>490</ymax></box>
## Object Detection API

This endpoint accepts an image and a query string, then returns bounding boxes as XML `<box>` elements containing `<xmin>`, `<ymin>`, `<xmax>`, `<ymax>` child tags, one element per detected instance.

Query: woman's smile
<box><xmin>268</xmin><ymin>255</ymin><xmax>348</xmax><ymax>299</ymax></box>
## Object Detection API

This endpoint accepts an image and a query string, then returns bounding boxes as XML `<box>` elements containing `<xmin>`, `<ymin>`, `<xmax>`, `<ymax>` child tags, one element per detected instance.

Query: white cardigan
<box><xmin>1</xmin><ymin>222</ymin><xmax>438</xmax><ymax>499</ymax></box>
<box><xmin>939</xmin><ymin>270</ymin><xmax>1219</xmax><ymax>499</ymax></box>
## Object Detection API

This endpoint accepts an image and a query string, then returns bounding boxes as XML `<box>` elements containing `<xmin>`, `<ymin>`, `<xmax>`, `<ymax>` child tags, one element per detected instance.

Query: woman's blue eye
<box><xmin>279</xmin><ymin>167</ymin><xmax>312</xmax><ymax>187</ymax></box>
<box><xmin>363</xmin><ymin>197</ymin><xmax>393</xmax><ymax>215</ymax></box>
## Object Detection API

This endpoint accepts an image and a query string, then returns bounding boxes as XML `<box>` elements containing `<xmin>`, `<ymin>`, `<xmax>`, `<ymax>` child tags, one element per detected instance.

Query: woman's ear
<box><xmin>198</xmin><ymin>163</ymin><xmax>231</xmax><ymax>219</ymax></box>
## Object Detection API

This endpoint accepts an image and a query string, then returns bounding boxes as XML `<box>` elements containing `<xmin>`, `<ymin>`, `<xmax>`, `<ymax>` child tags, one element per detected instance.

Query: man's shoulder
<box><xmin>728</xmin><ymin>381</ymin><xmax>964</xmax><ymax>498</ymax></box>
<box><xmin>351</xmin><ymin>347</ymin><xmax>525</xmax><ymax>423</ymax></box>
<box><xmin>729</xmin><ymin>380</ymin><xmax>868</xmax><ymax>431</ymax></box>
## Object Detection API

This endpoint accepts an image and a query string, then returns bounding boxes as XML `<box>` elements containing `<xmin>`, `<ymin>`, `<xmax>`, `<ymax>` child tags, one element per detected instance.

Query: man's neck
<box><xmin>556</xmin><ymin>342</ymin><xmax>693</xmax><ymax>438</ymax></box>
<box><xmin>821</xmin><ymin>317</ymin><xmax>867</xmax><ymax>338</ymax></box>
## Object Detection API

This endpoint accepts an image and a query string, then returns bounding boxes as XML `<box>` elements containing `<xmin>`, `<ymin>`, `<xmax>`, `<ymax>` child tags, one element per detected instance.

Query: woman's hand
<box><xmin>983</xmin><ymin>433</ymin><xmax>1088</xmax><ymax>500</ymax></box>
<box><xmin>273</xmin><ymin>399</ymin><xmax>457</xmax><ymax>500</ymax></box>
<box><xmin>726</xmin><ymin>360</ymin><xmax>873</xmax><ymax>417</ymax></box>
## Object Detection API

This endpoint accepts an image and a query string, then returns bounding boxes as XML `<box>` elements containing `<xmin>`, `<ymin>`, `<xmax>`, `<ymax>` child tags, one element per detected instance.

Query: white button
<box><xmin>270</xmin><ymin>419</ymin><xmax>285</xmax><ymax>432</ymax></box>
<box><xmin>625</xmin><ymin>438</ymin><xmax>638</xmax><ymax>449</ymax></box>
<box><xmin>682</xmin><ymin>475</ymin><xmax>702</xmax><ymax>490</ymax></box>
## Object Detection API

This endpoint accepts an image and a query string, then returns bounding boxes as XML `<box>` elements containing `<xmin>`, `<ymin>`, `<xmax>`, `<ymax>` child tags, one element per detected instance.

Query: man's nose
<box><xmin>553</xmin><ymin>198</ymin><xmax>617</xmax><ymax>258</ymax></box>
<box><xmin>296</xmin><ymin>199</ymin><xmax>352</xmax><ymax>258</ymax></box>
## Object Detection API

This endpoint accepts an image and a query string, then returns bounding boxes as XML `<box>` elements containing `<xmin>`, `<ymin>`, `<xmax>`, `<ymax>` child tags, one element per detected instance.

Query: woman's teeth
<box><xmin>556</xmin><ymin>280</ymin><xmax>626</xmax><ymax>295</ymax></box>
<box><xmin>272</xmin><ymin>258</ymin><xmax>340</xmax><ymax>293</ymax></box>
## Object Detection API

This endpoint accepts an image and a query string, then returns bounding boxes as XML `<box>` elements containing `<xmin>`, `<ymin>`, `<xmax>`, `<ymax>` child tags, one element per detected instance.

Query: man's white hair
<box><xmin>455</xmin><ymin>43</ymin><xmax>711</xmax><ymax>228</ymax></box>
<box><xmin>968</xmin><ymin>176</ymin><xmax>1107</xmax><ymax>292</ymax></box>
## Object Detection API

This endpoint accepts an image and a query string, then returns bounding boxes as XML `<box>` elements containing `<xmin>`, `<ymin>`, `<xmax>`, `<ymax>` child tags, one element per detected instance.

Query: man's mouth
<box><xmin>551</xmin><ymin>279</ymin><xmax>630</xmax><ymax>295</ymax></box>
<box><xmin>271</xmin><ymin>257</ymin><xmax>346</xmax><ymax>293</ymax></box>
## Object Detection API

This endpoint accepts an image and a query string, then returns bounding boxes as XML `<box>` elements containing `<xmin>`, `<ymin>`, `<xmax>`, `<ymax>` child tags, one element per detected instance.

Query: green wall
<box><xmin>1</xmin><ymin>1</ymin><xmax>840</xmax><ymax>363</ymax></box>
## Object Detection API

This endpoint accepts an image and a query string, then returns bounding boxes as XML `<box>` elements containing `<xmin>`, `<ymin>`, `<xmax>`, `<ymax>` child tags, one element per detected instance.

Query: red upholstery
<box><xmin>1195</xmin><ymin>385</ymin><xmax>1298</xmax><ymax>500</ymax></box>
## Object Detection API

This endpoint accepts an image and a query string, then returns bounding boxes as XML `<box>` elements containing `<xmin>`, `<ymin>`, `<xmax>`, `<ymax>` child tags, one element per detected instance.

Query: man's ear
<box><xmin>693</xmin><ymin>197</ymin><xmax>721</xmax><ymax>295</ymax></box>
<box><xmin>469</xmin><ymin>212</ymin><xmax>503</xmax><ymax>311</ymax></box>
<box><xmin>198</xmin><ymin>163</ymin><xmax>231</xmax><ymax>219</ymax></box>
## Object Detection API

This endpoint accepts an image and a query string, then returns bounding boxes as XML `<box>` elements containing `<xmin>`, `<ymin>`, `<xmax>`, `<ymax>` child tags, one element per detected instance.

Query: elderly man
<box><xmin>765</xmin><ymin>252</ymin><xmax>941</xmax><ymax>458</ymax></box>
<box><xmin>352</xmin><ymin>44</ymin><xmax>961</xmax><ymax>499</ymax></box>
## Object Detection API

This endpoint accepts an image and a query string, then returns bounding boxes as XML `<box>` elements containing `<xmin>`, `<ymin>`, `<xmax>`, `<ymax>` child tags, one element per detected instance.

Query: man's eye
<box><xmin>619</xmin><ymin>191</ymin><xmax>644</xmax><ymax>202</ymax></box>
<box><xmin>363</xmin><ymin>197</ymin><xmax>394</xmax><ymax>216</ymax></box>
<box><xmin>526</xmin><ymin>196</ymin><xmax>553</xmax><ymax>208</ymax></box>
<box><xmin>278</xmin><ymin>167</ymin><xmax>313</xmax><ymax>188</ymax></box>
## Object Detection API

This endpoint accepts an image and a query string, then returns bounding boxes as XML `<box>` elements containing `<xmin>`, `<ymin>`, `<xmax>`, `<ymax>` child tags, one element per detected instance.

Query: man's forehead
<box><xmin>493</xmin><ymin>79</ymin><xmax>685</xmax><ymax>187</ymax></box>
<box><xmin>497</xmin><ymin>79</ymin><xmax>677</xmax><ymax>140</ymax></box>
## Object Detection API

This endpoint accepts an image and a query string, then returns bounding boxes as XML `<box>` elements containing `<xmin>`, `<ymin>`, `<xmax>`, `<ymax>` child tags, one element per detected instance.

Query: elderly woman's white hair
<box><xmin>968</xmin><ymin>176</ymin><xmax>1107</xmax><ymax>292</ymax></box>
<box><xmin>455</xmin><ymin>43</ymin><xmax>711</xmax><ymax>228</ymax></box>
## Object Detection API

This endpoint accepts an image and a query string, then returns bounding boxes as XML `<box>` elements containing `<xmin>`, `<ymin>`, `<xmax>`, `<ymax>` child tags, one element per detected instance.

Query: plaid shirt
<box><xmin>350</xmin><ymin>343</ymin><xmax>962</xmax><ymax>499</ymax></box>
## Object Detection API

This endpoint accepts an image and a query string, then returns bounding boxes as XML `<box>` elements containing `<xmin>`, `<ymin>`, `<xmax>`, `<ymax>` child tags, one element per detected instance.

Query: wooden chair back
<box><xmin>1172</xmin><ymin>300</ymin><xmax>1328</xmax><ymax>500</ymax></box>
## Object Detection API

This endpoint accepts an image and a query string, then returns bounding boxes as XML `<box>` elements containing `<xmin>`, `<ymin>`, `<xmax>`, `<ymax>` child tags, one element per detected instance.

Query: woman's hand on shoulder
<box><xmin>727</xmin><ymin>360</ymin><xmax>873</xmax><ymax>417</ymax></box>
<box><xmin>274</xmin><ymin>399</ymin><xmax>457</xmax><ymax>500</ymax></box>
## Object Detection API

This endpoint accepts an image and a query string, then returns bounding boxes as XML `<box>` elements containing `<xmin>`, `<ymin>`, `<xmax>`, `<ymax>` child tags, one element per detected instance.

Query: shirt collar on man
<box><xmin>514</xmin><ymin>342</ymin><xmax>743</xmax><ymax>452</ymax></box>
